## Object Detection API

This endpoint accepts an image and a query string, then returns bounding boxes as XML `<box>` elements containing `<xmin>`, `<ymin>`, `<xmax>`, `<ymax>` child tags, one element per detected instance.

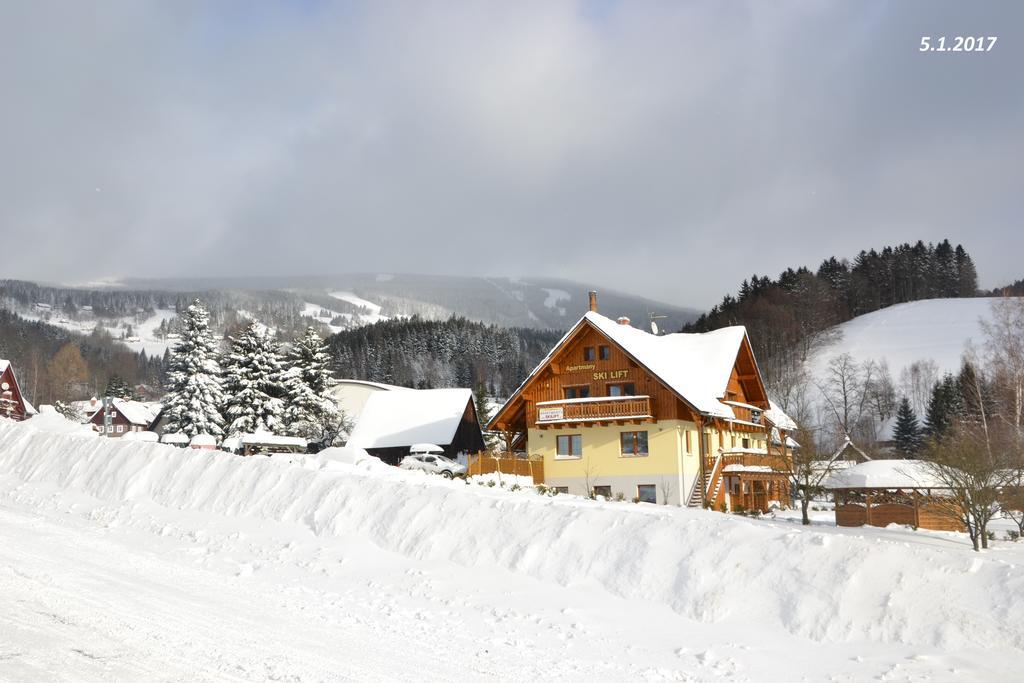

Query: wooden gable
<box><xmin>490</xmin><ymin>318</ymin><xmax>702</xmax><ymax>431</ymax></box>
<box><xmin>724</xmin><ymin>335</ymin><xmax>769</xmax><ymax>409</ymax></box>
<box><xmin>0</xmin><ymin>364</ymin><xmax>30</xmax><ymax>421</ymax></box>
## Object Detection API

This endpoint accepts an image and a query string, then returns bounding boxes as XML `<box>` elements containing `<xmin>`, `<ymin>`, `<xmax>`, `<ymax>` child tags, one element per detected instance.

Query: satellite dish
<box><xmin>649</xmin><ymin>313</ymin><xmax>667</xmax><ymax>336</ymax></box>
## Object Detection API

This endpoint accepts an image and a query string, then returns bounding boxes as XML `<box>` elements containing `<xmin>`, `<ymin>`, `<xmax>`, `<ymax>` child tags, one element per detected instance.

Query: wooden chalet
<box><xmin>0</xmin><ymin>359</ymin><xmax>36</xmax><ymax>422</ymax></box>
<box><xmin>489</xmin><ymin>292</ymin><xmax>795</xmax><ymax>511</ymax></box>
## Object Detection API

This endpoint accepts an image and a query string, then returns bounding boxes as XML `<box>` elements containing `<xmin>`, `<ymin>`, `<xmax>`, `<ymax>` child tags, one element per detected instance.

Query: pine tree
<box><xmin>221</xmin><ymin>321</ymin><xmax>287</xmax><ymax>436</ymax></box>
<box><xmin>923</xmin><ymin>374</ymin><xmax>963</xmax><ymax>439</ymax></box>
<box><xmin>162</xmin><ymin>300</ymin><xmax>226</xmax><ymax>438</ymax></box>
<box><xmin>474</xmin><ymin>382</ymin><xmax>499</xmax><ymax>450</ymax></box>
<box><xmin>892</xmin><ymin>397</ymin><xmax>922</xmax><ymax>456</ymax></box>
<box><xmin>104</xmin><ymin>375</ymin><xmax>136</xmax><ymax>400</ymax></box>
<box><xmin>282</xmin><ymin>327</ymin><xmax>345</xmax><ymax>446</ymax></box>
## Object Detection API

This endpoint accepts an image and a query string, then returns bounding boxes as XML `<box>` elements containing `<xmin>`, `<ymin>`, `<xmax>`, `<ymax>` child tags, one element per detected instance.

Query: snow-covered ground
<box><xmin>1</xmin><ymin>417</ymin><xmax>1023</xmax><ymax>680</ymax></box>
<box><xmin>329</xmin><ymin>291</ymin><xmax>389</xmax><ymax>325</ymax></box>
<box><xmin>16</xmin><ymin>308</ymin><xmax>176</xmax><ymax>357</ymax></box>
<box><xmin>807</xmin><ymin>297</ymin><xmax>1013</xmax><ymax>381</ymax></box>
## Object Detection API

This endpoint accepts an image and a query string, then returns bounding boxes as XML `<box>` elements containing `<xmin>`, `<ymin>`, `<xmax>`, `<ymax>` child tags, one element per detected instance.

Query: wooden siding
<box><xmin>0</xmin><ymin>365</ymin><xmax>30</xmax><ymax>421</ymax></box>
<box><xmin>519</xmin><ymin>326</ymin><xmax>696</xmax><ymax>427</ymax></box>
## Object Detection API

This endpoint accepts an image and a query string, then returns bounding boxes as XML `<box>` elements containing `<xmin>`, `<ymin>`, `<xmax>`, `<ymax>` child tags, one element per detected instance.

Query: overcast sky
<box><xmin>1</xmin><ymin>1</ymin><xmax>1021</xmax><ymax>308</ymax></box>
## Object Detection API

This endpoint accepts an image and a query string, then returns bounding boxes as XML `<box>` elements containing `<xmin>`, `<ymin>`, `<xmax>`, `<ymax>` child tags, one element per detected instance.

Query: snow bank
<box><xmin>0</xmin><ymin>419</ymin><xmax>1021</xmax><ymax>653</ymax></box>
<box><xmin>20</xmin><ymin>405</ymin><xmax>96</xmax><ymax>436</ymax></box>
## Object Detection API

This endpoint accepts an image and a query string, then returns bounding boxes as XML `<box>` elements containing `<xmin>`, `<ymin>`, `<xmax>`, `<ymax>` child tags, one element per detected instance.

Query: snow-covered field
<box><xmin>1</xmin><ymin>417</ymin><xmax>1023</xmax><ymax>680</ymax></box>
<box><xmin>807</xmin><ymin>297</ymin><xmax>1013</xmax><ymax>381</ymax></box>
<box><xmin>17</xmin><ymin>308</ymin><xmax>176</xmax><ymax>358</ymax></box>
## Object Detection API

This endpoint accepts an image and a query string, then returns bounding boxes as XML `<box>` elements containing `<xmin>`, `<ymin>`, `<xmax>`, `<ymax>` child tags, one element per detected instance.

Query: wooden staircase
<box><xmin>686</xmin><ymin>454</ymin><xmax>725</xmax><ymax>508</ymax></box>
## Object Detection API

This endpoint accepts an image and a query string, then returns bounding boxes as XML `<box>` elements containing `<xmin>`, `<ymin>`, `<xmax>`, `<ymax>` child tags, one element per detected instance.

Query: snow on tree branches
<box><xmin>162</xmin><ymin>300</ymin><xmax>226</xmax><ymax>438</ymax></box>
<box><xmin>222</xmin><ymin>321</ymin><xmax>287</xmax><ymax>437</ymax></box>
<box><xmin>283</xmin><ymin>327</ymin><xmax>347</xmax><ymax>447</ymax></box>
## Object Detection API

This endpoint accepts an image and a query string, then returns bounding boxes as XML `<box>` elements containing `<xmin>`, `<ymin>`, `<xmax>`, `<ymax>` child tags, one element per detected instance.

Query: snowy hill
<box><xmin>118</xmin><ymin>273</ymin><xmax>699</xmax><ymax>331</ymax></box>
<box><xmin>807</xmin><ymin>297</ymin><xmax>1008</xmax><ymax>381</ymax></box>
<box><xmin>0</xmin><ymin>418</ymin><xmax>1022</xmax><ymax>679</ymax></box>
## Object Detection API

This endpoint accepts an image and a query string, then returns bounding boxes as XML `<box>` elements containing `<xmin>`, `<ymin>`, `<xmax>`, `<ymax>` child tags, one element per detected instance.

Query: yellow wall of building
<box><xmin>529</xmin><ymin>420</ymin><xmax>771</xmax><ymax>505</ymax></box>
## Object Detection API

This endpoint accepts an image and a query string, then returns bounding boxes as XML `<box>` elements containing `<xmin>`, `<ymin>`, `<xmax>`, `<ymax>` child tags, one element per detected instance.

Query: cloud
<box><xmin>1</xmin><ymin>0</ymin><xmax>1020</xmax><ymax>306</ymax></box>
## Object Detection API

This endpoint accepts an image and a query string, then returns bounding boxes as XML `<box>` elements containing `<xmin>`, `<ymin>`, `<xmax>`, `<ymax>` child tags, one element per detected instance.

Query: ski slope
<box><xmin>1</xmin><ymin>417</ymin><xmax>1022</xmax><ymax>680</ymax></box>
<box><xmin>807</xmin><ymin>297</ymin><xmax>1013</xmax><ymax>381</ymax></box>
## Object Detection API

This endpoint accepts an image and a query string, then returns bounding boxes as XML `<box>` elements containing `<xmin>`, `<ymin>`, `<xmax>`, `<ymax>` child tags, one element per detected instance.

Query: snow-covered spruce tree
<box><xmin>892</xmin><ymin>397</ymin><xmax>922</xmax><ymax>457</ymax></box>
<box><xmin>162</xmin><ymin>300</ymin><xmax>226</xmax><ymax>438</ymax></box>
<box><xmin>221</xmin><ymin>321</ymin><xmax>287</xmax><ymax>436</ymax></box>
<box><xmin>474</xmin><ymin>382</ymin><xmax>500</xmax><ymax>451</ymax></box>
<box><xmin>282</xmin><ymin>327</ymin><xmax>347</xmax><ymax>447</ymax></box>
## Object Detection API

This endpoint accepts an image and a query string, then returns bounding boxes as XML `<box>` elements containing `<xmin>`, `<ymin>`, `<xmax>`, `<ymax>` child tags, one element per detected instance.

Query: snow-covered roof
<box><xmin>160</xmin><ymin>432</ymin><xmax>190</xmax><ymax>444</ymax></box>
<box><xmin>190</xmin><ymin>433</ymin><xmax>217</xmax><ymax>447</ymax></box>
<box><xmin>106</xmin><ymin>398</ymin><xmax>161</xmax><ymax>426</ymax></box>
<box><xmin>410</xmin><ymin>443</ymin><xmax>444</xmax><ymax>453</ymax></box>
<box><xmin>723</xmin><ymin>464</ymin><xmax>775</xmax><ymax>474</ymax></box>
<box><xmin>581</xmin><ymin>312</ymin><xmax>747</xmax><ymax>418</ymax></box>
<box><xmin>824</xmin><ymin>460</ymin><xmax>948</xmax><ymax>490</ymax></box>
<box><xmin>348</xmin><ymin>388</ymin><xmax>473</xmax><ymax>449</ymax></box>
<box><xmin>765</xmin><ymin>400</ymin><xmax>797</xmax><ymax>431</ymax></box>
<box><xmin>239</xmin><ymin>432</ymin><xmax>307</xmax><ymax>447</ymax></box>
<box><xmin>329</xmin><ymin>379</ymin><xmax>408</xmax><ymax>392</ymax></box>
<box><xmin>0</xmin><ymin>359</ymin><xmax>8</xmax><ymax>374</ymax></box>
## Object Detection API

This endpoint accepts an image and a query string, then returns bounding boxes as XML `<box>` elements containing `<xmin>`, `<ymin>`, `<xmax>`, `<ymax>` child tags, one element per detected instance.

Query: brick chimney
<box><xmin>617</xmin><ymin>316</ymin><xmax>631</xmax><ymax>326</ymax></box>
<box><xmin>588</xmin><ymin>290</ymin><xmax>598</xmax><ymax>313</ymax></box>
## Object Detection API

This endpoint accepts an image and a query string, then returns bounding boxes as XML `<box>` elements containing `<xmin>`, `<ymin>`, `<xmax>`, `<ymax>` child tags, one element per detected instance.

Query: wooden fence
<box><xmin>466</xmin><ymin>452</ymin><xmax>544</xmax><ymax>484</ymax></box>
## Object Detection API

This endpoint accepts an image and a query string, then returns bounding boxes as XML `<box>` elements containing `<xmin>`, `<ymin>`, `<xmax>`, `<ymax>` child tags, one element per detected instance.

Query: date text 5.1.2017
<box><xmin>920</xmin><ymin>36</ymin><xmax>997</xmax><ymax>52</ymax></box>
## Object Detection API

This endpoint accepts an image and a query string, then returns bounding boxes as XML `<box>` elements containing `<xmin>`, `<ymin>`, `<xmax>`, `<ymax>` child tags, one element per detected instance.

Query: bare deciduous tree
<box><xmin>790</xmin><ymin>426</ymin><xmax>844</xmax><ymax>526</ymax></box>
<box><xmin>980</xmin><ymin>296</ymin><xmax>1024</xmax><ymax>433</ymax></box>
<box><xmin>815</xmin><ymin>353</ymin><xmax>878</xmax><ymax>447</ymax></box>
<box><xmin>899</xmin><ymin>359</ymin><xmax>940</xmax><ymax>419</ymax></box>
<box><xmin>921</xmin><ymin>422</ymin><xmax>1009</xmax><ymax>551</ymax></box>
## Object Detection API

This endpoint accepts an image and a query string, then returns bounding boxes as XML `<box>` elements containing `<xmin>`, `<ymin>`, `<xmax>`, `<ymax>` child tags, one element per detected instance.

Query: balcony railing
<box><xmin>715</xmin><ymin>451</ymin><xmax>791</xmax><ymax>475</ymax></box>
<box><xmin>534</xmin><ymin>395</ymin><xmax>652</xmax><ymax>424</ymax></box>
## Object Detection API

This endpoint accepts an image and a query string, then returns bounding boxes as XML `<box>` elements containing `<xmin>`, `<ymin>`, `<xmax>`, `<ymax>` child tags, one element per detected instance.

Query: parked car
<box><xmin>399</xmin><ymin>444</ymin><xmax>467</xmax><ymax>478</ymax></box>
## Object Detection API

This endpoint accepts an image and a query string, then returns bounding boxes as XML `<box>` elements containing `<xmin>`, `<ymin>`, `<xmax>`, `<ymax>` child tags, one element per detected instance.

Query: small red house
<box><xmin>0</xmin><ymin>359</ymin><xmax>36</xmax><ymax>421</ymax></box>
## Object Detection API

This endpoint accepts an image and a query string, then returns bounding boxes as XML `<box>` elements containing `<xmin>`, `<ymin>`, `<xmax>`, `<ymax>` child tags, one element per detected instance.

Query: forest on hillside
<box><xmin>327</xmin><ymin>316</ymin><xmax>564</xmax><ymax>397</ymax></box>
<box><xmin>0</xmin><ymin>310</ymin><xmax>165</xmax><ymax>405</ymax></box>
<box><xmin>685</xmin><ymin>239</ymin><xmax>979</xmax><ymax>400</ymax></box>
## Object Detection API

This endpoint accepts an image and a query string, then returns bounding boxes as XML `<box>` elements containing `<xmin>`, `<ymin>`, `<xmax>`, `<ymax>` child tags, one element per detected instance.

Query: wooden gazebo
<box><xmin>824</xmin><ymin>460</ymin><xmax>964</xmax><ymax>532</ymax></box>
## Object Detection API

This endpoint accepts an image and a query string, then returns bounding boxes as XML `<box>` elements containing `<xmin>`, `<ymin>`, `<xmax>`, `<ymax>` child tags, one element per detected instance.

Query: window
<box><xmin>731</xmin><ymin>435</ymin><xmax>736</xmax><ymax>447</ymax></box>
<box><xmin>554</xmin><ymin>486</ymin><xmax>569</xmax><ymax>494</ymax></box>
<box><xmin>701</xmin><ymin>433</ymin><xmax>710</xmax><ymax>455</ymax></box>
<box><xmin>751</xmin><ymin>410</ymin><xmax>762</xmax><ymax>425</ymax></box>
<box><xmin>742</xmin><ymin>437</ymin><xmax>750</xmax><ymax>449</ymax></box>
<box><xmin>116</xmin><ymin>425</ymin><xmax>124</xmax><ymax>433</ymax></box>
<box><xmin>607</xmin><ymin>383</ymin><xmax>636</xmax><ymax>397</ymax></box>
<box><xmin>685</xmin><ymin>431</ymin><xmax>692</xmax><ymax>453</ymax></box>
<box><xmin>637</xmin><ymin>484</ymin><xmax>657</xmax><ymax>504</ymax></box>
<box><xmin>110</xmin><ymin>411</ymin><xmax>118</xmax><ymax>419</ymax></box>
<box><xmin>593</xmin><ymin>485</ymin><xmax>612</xmax><ymax>498</ymax></box>
<box><xmin>599</xmin><ymin>345</ymin><xmax>610</xmax><ymax>360</ymax></box>
<box><xmin>620</xmin><ymin>431</ymin><xmax>649</xmax><ymax>457</ymax></box>
<box><xmin>556</xmin><ymin>434</ymin><xmax>582</xmax><ymax>458</ymax></box>
<box><xmin>583</xmin><ymin>347</ymin><xmax>596</xmax><ymax>361</ymax></box>
<box><xmin>564</xmin><ymin>386</ymin><xmax>591</xmax><ymax>400</ymax></box>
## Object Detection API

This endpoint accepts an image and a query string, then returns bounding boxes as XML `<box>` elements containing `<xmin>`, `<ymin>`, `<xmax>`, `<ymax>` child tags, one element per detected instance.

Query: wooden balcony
<box><xmin>533</xmin><ymin>395</ymin><xmax>653</xmax><ymax>426</ymax></box>
<box><xmin>715</xmin><ymin>451</ymin><xmax>791</xmax><ymax>475</ymax></box>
